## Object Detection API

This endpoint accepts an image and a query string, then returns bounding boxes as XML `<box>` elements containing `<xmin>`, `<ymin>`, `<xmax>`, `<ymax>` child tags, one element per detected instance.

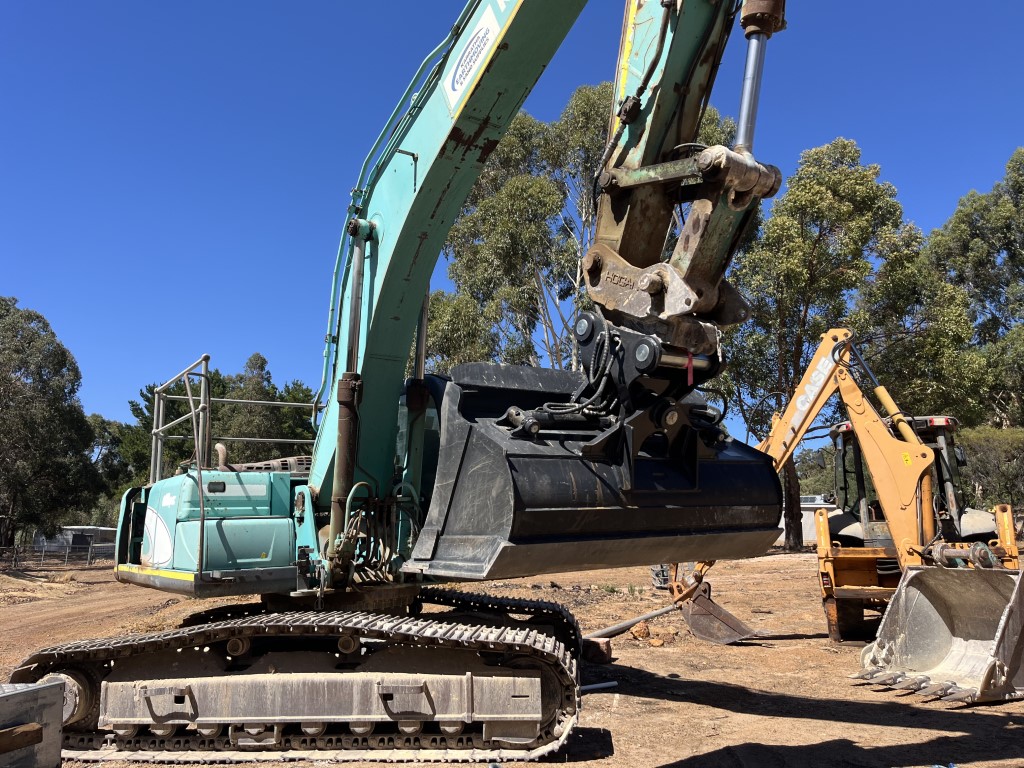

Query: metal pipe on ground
<box><xmin>584</xmin><ymin>604</ymin><xmax>680</xmax><ymax>640</ymax></box>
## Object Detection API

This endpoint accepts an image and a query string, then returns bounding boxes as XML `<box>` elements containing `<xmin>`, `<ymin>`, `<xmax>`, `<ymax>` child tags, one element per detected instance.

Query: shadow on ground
<box><xmin>577</xmin><ymin>663</ymin><xmax>1023</xmax><ymax>767</ymax></box>
<box><xmin>658</xmin><ymin>735</ymin><xmax>1023</xmax><ymax>768</ymax></box>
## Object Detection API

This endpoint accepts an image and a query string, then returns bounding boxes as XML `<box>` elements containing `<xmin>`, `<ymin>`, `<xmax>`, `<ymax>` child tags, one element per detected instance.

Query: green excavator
<box><xmin>12</xmin><ymin>0</ymin><xmax>1019</xmax><ymax>762</ymax></box>
<box><xmin>14</xmin><ymin>1</ymin><xmax>788</xmax><ymax>759</ymax></box>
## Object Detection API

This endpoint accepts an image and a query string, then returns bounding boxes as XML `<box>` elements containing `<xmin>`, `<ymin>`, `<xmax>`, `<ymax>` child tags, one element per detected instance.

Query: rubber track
<box><xmin>419</xmin><ymin>587</ymin><xmax>583</xmax><ymax>652</ymax></box>
<box><xmin>12</xmin><ymin>604</ymin><xmax>579</xmax><ymax>763</ymax></box>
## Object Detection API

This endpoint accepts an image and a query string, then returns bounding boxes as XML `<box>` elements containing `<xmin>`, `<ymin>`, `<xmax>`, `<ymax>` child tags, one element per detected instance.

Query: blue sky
<box><xmin>2</xmin><ymin>1</ymin><xmax>1021</xmax><ymax>423</ymax></box>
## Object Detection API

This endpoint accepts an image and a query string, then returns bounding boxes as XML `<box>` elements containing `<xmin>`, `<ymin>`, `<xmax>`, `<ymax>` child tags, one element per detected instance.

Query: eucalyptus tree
<box><xmin>726</xmin><ymin>139</ymin><xmax>906</xmax><ymax>548</ymax></box>
<box><xmin>0</xmin><ymin>297</ymin><xmax>102</xmax><ymax>545</ymax></box>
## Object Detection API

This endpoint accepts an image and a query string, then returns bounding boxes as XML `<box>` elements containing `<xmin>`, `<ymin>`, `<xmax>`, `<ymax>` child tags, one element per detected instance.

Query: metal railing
<box><xmin>1</xmin><ymin>545</ymin><xmax>114</xmax><ymax>569</ymax></box>
<box><xmin>149</xmin><ymin>355</ymin><xmax>319</xmax><ymax>483</ymax></box>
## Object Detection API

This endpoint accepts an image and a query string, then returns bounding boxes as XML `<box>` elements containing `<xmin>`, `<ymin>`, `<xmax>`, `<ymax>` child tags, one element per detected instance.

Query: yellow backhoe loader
<box><xmin>758</xmin><ymin>328</ymin><xmax>1022</xmax><ymax>702</ymax></box>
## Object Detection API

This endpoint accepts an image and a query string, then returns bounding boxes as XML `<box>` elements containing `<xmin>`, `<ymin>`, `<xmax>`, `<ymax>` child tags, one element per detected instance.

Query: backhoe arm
<box><xmin>834</xmin><ymin>368</ymin><xmax>934</xmax><ymax>567</ymax></box>
<box><xmin>758</xmin><ymin>328</ymin><xmax>851</xmax><ymax>469</ymax></box>
<box><xmin>759</xmin><ymin>328</ymin><xmax>934</xmax><ymax>567</ymax></box>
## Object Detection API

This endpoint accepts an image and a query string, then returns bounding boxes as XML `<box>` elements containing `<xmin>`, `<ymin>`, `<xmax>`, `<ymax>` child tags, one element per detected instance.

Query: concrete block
<box><xmin>0</xmin><ymin>682</ymin><xmax>63</xmax><ymax>768</ymax></box>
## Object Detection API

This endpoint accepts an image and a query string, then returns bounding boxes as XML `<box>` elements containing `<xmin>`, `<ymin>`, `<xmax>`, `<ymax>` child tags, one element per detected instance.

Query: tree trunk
<box><xmin>0</xmin><ymin>496</ymin><xmax>17</xmax><ymax>548</ymax></box>
<box><xmin>782</xmin><ymin>457</ymin><xmax>802</xmax><ymax>551</ymax></box>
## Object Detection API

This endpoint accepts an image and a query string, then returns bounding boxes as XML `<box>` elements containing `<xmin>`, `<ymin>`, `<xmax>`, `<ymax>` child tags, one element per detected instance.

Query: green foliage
<box><xmin>696</xmin><ymin>105</ymin><xmax>736</xmax><ymax>149</ymax></box>
<box><xmin>85</xmin><ymin>414</ymin><xmax>134</xmax><ymax>527</ymax></box>
<box><xmin>927</xmin><ymin>148</ymin><xmax>1024</xmax><ymax>343</ymax></box>
<box><xmin>0</xmin><ymin>297</ymin><xmax>104</xmax><ymax>545</ymax></box>
<box><xmin>982</xmin><ymin>325</ymin><xmax>1024</xmax><ymax>427</ymax></box>
<box><xmin>446</xmin><ymin>171</ymin><xmax>571</xmax><ymax>366</ymax></box>
<box><xmin>956</xmin><ymin>426</ymin><xmax>1024</xmax><ymax>510</ymax></box>
<box><xmin>795</xmin><ymin>444</ymin><xmax>836</xmax><ymax>499</ymax></box>
<box><xmin>426</xmin><ymin>290</ymin><xmax>500</xmax><ymax>374</ymax></box>
<box><xmin>432</xmin><ymin>83</ymin><xmax>615</xmax><ymax>372</ymax></box>
<box><xmin>849</xmin><ymin>226</ymin><xmax>990</xmax><ymax>425</ymax></box>
<box><xmin>728</xmin><ymin>138</ymin><xmax>904</xmax><ymax>437</ymax></box>
<box><xmin>915</xmin><ymin>148</ymin><xmax>1024</xmax><ymax>428</ymax></box>
<box><xmin>217</xmin><ymin>353</ymin><xmax>286</xmax><ymax>464</ymax></box>
<box><xmin>278</xmin><ymin>379</ymin><xmax>316</xmax><ymax>447</ymax></box>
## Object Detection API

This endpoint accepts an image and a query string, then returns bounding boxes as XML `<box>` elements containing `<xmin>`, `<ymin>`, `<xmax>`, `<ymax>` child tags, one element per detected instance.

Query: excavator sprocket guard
<box><xmin>856</xmin><ymin>566</ymin><xmax>1024</xmax><ymax>702</ymax></box>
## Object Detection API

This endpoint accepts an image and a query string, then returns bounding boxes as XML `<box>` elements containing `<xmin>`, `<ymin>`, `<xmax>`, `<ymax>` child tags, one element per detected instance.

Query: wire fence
<box><xmin>0</xmin><ymin>544</ymin><xmax>115</xmax><ymax>569</ymax></box>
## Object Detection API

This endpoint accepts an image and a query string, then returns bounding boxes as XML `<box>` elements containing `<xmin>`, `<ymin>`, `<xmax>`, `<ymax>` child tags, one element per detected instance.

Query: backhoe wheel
<box><xmin>823</xmin><ymin>597</ymin><xmax>864</xmax><ymax>642</ymax></box>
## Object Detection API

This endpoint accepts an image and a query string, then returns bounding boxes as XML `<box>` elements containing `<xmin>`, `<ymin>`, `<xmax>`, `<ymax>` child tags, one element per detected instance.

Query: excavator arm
<box><xmin>586</xmin><ymin>0</ymin><xmax>782</xmax><ymax>353</ymax></box>
<box><xmin>298</xmin><ymin>0</ymin><xmax>790</xmax><ymax>587</ymax></box>
<box><xmin>757</xmin><ymin>327</ymin><xmax>934</xmax><ymax>568</ymax></box>
<box><xmin>78</xmin><ymin>3</ymin><xmax>796</xmax><ymax>758</ymax></box>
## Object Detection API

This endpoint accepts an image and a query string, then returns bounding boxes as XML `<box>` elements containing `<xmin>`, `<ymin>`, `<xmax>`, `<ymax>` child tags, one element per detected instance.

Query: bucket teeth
<box><xmin>915</xmin><ymin>682</ymin><xmax>955</xmax><ymax>698</ymax></box>
<box><xmin>850</xmin><ymin>667</ymin><xmax>881</xmax><ymax>680</ymax></box>
<box><xmin>941</xmin><ymin>687</ymin><xmax>977</xmax><ymax>703</ymax></box>
<box><xmin>869</xmin><ymin>672</ymin><xmax>906</xmax><ymax>686</ymax></box>
<box><xmin>892</xmin><ymin>676</ymin><xmax>930</xmax><ymax>691</ymax></box>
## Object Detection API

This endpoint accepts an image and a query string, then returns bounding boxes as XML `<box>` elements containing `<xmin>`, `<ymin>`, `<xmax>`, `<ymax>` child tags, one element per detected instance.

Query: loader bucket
<box><xmin>403</xmin><ymin>363</ymin><xmax>783</xmax><ymax>581</ymax></box>
<box><xmin>858</xmin><ymin>566</ymin><xmax>1024</xmax><ymax>702</ymax></box>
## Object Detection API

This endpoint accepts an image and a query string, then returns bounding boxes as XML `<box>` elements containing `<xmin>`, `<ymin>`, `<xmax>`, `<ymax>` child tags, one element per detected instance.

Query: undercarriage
<box><xmin>11</xmin><ymin>590</ymin><xmax>580</xmax><ymax>763</ymax></box>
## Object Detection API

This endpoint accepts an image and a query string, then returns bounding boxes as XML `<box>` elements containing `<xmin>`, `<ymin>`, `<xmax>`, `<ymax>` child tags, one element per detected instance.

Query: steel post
<box><xmin>345</xmin><ymin>221</ymin><xmax>373</xmax><ymax>375</ymax></box>
<box><xmin>198</xmin><ymin>357</ymin><xmax>210</xmax><ymax>468</ymax></box>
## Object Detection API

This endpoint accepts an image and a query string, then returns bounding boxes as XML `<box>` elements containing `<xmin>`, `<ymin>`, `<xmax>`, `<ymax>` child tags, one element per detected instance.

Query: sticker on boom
<box><xmin>444</xmin><ymin>6</ymin><xmax>501</xmax><ymax>114</ymax></box>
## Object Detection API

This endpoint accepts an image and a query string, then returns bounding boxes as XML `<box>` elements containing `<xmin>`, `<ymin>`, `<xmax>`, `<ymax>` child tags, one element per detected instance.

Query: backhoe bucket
<box><xmin>403</xmin><ymin>364</ymin><xmax>783</xmax><ymax>581</ymax></box>
<box><xmin>680</xmin><ymin>582</ymin><xmax>757</xmax><ymax>644</ymax></box>
<box><xmin>858</xmin><ymin>566</ymin><xmax>1024</xmax><ymax>702</ymax></box>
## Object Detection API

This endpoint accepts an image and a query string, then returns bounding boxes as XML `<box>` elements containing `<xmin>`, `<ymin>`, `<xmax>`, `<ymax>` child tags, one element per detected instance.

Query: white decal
<box><xmin>141</xmin><ymin>507</ymin><xmax>174</xmax><ymax>568</ymax></box>
<box><xmin>790</xmin><ymin>358</ymin><xmax>831</xmax><ymax>423</ymax></box>
<box><xmin>444</xmin><ymin>6</ymin><xmax>500</xmax><ymax>112</ymax></box>
<box><xmin>160</xmin><ymin>492</ymin><xmax>177</xmax><ymax>508</ymax></box>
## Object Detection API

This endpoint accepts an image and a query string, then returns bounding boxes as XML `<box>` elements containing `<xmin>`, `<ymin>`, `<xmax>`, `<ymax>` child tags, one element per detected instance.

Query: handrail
<box><xmin>150</xmin><ymin>356</ymin><xmax>210</xmax><ymax>483</ymax></box>
<box><xmin>163</xmin><ymin>395</ymin><xmax>324</xmax><ymax>410</ymax></box>
<box><xmin>149</xmin><ymin>356</ymin><xmax>316</xmax><ymax>483</ymax></box>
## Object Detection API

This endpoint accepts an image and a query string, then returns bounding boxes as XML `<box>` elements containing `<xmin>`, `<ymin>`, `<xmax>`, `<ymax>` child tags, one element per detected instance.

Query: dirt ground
<box><xmin>2</xmin><ymin>554</ymin><xmax>1022</xmax><ymax>768</ymax></box>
